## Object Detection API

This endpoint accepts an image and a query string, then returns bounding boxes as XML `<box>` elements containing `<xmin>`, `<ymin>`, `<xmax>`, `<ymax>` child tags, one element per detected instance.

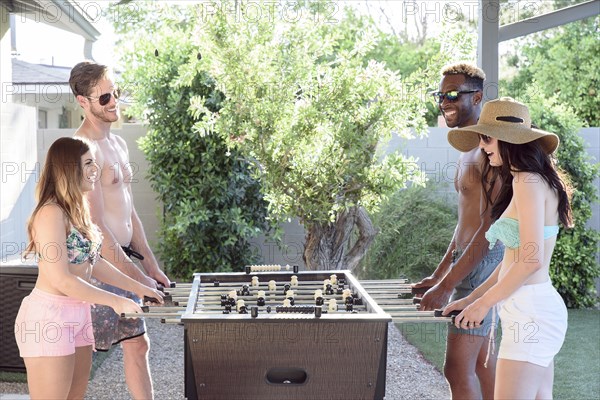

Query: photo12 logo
<box><xmin>5</xmin><ymin>1</ymin><xmax>104</xmax><ymax>25</ymax></box>
<box><xmin>14</xmin><ymin>321</ymin><xmax>95</xmax><ymax>345</ymax></box>
<box><xmin>400</xmin><ymin>1</ymin><xmax>542</xmax><ymax>24</ymax></box>
<box><xmin>193</xmin><ymin>0</ymin><xmax>340</xmax><ymax>29</ymax></box>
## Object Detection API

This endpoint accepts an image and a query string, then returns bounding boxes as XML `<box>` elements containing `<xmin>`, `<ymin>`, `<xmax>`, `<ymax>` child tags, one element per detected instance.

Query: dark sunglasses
<box><xmin>431</xmin><ymin>90</ymin><xmax>478</xmax><ymax>104</ymax></box>
<box><xmin>479</xmin><ymin>134</ymin><xmax>492</xmax><ymax>144</ymax></box>
<box><xmin>87</xmin><ymin>88</ymin><xmax>121</xmax><ymax>106</ymax></box>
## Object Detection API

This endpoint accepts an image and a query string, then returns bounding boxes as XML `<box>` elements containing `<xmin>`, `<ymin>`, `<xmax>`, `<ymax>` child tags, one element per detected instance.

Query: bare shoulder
<box><xmin>74</xmin><ymin>130</ymin><xmax>93</xmax><ymax>143</ymax></box>
<box><xmin>111</xmin><ymin>132</ymin><xmax>129</xmax><ymax>152</ymax></box>
<box><xmin>512</xmin><ymin>171</ymin><xmax>546</xmax><ymax>194</ymax></box>
<box><xmin>74</xmin><ymin>131</ymin><xmax>100</xmax><ymax>150</ymax></box>
<box><xmin>34</xmin><ymin>203</ymin><xmax>68</xmax><ymax>231</ymax></box>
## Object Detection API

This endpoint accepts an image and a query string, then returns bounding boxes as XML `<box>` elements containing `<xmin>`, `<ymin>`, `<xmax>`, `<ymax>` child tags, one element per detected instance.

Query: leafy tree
<box><xmin>321</xmin><ymin>7</ymin><xmax>444</xmax><ymax>126</ymax></box>
<box><xmin>527</xmin><ymin>90</ymin><xmax>599</xmax><ymax>308</ymax></box>
<box><xmin>183</xmin><ymin>0</ymin><xmax>473</xmax><ymax>271</ymax></box>
<box><xmin>327</xmin><ymin>7</ymin><xmax>474</xmax><ymax>126</ymax></box>
<box><xmin>109</xmin><ymin>3</ymin><xmax>270</xmax><ymax>278</ymax></box>
<box><xmin>502</xmin><ymin>16</ymin><xmax>599</xmax><ymax>126</ymax></box>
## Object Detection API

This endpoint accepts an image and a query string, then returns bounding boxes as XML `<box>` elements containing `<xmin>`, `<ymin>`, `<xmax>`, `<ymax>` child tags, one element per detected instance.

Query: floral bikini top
<box><xmin>486</xmin><ymin>217</ymin><xmax>559</xmax><ymax>250</ymax></box>
<box><xmin>66</xmin><ymin>227</ymin><xmax>101</xmax><ymax>265</ymax></box>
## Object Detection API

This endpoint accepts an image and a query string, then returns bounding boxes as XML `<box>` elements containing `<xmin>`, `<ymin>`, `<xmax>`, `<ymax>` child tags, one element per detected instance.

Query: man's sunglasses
<box><xmin>431</xmin><ymin>90</ymin><xmax>478</xmax><ymax>104</ymax></box>
<box><xmin>86</xmin><ymin>88</ymin><xmax>121</xmax><ymax>106</ymax></box>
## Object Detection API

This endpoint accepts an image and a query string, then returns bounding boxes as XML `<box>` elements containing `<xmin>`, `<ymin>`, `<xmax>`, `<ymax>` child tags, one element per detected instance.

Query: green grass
<box><xmin>554</xmin><ymin>310</ymin><xmax>600</xmax><ymax>399</ymax></box>
<box><xmin>0</xmin><ymin>347</ymin><xmax>114</xmax><ymax>383</ymax></box>
<box><xmin>397</xmin><ymin>309</ymin><xmax>600</xmax><ymax>400</ymax></box>
<box><xmin>0</xmin><ymin>371</ymin><xmax>26</xmax><ymax>383</ymax></box>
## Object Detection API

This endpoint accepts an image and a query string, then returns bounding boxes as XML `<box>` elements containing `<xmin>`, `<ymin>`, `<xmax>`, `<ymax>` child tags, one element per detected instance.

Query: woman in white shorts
<box><xmin>443</xmin><ymin>98</ymin><xmax>572</xmax><ymax>399</ymax></box>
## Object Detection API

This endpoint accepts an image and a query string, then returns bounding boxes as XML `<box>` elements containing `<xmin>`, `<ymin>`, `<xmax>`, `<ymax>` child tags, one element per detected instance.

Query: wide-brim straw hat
<box><xmin>447</xmin><ymin>97</ymin><xmax>559</xmax><ymax>154</ymax></box>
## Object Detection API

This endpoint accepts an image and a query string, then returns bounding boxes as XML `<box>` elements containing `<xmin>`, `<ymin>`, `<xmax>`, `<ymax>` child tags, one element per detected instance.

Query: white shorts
<box><xmin>498</xmin><ymin>280</ymin><xmax>567</xmax><ymax>367</ymax></box>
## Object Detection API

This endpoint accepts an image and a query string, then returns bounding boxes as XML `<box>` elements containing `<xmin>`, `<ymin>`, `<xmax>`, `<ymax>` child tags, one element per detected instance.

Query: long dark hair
<box><xmin>483</xmin><ymin>139</ymin><xmax>573</xmax><ymax>228</ymax></box>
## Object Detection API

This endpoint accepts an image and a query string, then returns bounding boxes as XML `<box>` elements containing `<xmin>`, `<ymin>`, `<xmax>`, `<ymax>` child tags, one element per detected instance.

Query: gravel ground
<box><xmin>1</xmin><ymin>319</ymin><xmax>450</xmax><ymax>400</ymax></box>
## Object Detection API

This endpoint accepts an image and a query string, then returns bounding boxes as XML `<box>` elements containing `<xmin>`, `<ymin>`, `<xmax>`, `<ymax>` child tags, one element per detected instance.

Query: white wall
<box><xmin>0</xmin><ymin>103</ymin><xmax>37</xmax><ymax>259</ymax></box>
<box><xmin>1</xmin><ymin>6</ymin><xmax>11</xmax><ymax>103</ymax></box>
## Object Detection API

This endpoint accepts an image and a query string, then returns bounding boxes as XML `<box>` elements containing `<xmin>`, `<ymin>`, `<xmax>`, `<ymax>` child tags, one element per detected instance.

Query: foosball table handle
<box><xmin>120</xmin><ymin>305</ymin><xmax>149</xmax><ymax>318</ymax></box>
<box><xmin>434</xmin><ymin>309</ymin><xmax>484</xmax><ymax>325</ymax></box>
<box><xmin>143</xmin><ymin>295</ymin><xmax>168</xmax><ymax>304</ymax></box>
<box><xmin>411</xmin><ymin>286</ymin><xmax>432</xmax><ymax>295</ymax></box>
<box><xmin>156</xmin><ymin>282</ymin><xmax>177</xmax><ymax>292</ymax></box>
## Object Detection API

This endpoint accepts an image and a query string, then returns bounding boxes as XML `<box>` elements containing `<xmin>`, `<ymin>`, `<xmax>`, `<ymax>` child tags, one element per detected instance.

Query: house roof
<box><xmin>2</xmin><ymin>0</ymin><xmax>100</xmax><ymax>41</ymax></box>
<box><xmin>12</xmin><ymin>59</ymin><xmax>72</xmax><ymax>84</ymax></box>
<box><xmin>11</xmin><ymin>59</ymin><xmax>130</xmax><ymax>105</ymax></box>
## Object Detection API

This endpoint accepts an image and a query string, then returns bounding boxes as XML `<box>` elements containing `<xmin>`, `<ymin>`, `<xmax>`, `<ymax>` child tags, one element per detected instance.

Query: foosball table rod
<box><xmin>390</xmin><ymin>309</ymin><xmax>480</xmax><ymax>325</ymax></box>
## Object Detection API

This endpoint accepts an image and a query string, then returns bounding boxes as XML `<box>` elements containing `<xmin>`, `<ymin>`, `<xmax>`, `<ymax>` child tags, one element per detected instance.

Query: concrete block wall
<box><xmin>389</xmin><ymin>127</ymin><xmax>462</xmax><ymax>201</ymax></box>
<box><xmin>0</xmin><ymin>102</ymin><xmax>37</xmax><ymax>260</ymax></box>
<box><xmin>394</xmin><ymin>128</ymin><xmax>600</xmax><ymax>232</ymax></box>
<box><xmin>119</xmin><ymin>124</ymin><xmax>161</xmax><ymax>248</ymax></box>
<box><xmin>252</xmin><ymin>128</ymin><xmax>599</xmax><ymax>267</ymax></box>
<box><xmin>579</xmin><ymin>128</ymin><xmax>600</xmax><ymax>232</ymax></box>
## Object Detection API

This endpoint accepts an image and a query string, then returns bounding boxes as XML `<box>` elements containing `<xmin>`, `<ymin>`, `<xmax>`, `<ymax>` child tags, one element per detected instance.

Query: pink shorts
<box><xmin>14</xmin><ymin>288</ymin><xmax>95</xmax><ymax>357</ymax></box>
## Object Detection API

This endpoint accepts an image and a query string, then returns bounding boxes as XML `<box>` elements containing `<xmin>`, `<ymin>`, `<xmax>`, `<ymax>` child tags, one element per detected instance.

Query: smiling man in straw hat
<box><xmin>413</xmin><ymin>63</ymin><xmax>504</xmax><ymax>399</ymax></box>
<box><xmin>444</xmin><ymin>97</ymin><xmax>571</xmax><ymax>399</ymax></box>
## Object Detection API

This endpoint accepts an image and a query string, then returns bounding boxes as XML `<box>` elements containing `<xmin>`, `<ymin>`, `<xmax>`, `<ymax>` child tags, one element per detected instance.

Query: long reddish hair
<box><xmin>25</xmin><ymin>137</ymin><xmax>100</xmax><ymax>255</ymax></box>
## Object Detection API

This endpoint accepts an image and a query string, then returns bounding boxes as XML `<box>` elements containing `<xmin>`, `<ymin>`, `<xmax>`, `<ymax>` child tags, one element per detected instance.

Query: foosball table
<box><xmin>137</xmin><ymin>266</ymin><xmax>453</xmax><ymax>400</ymax></box>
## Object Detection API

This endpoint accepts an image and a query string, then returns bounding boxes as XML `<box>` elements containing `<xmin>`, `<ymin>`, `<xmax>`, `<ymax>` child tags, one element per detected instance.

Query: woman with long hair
<box><xmin>14</xmin><ymin>137</ymin><xmax>163</xmax><ymax>399</ymax></box>
<box><xmin>444</xmin><ymin>98</ymin><xmax>573</xmax><ymax>399</ymax></box>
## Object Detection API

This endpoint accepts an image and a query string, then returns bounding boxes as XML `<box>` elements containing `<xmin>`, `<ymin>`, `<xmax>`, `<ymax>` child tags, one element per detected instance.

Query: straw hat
<box><xmin>447</xmin><ymin>97</ymin><xmax>559</xmax><ymax>154</ymax></box>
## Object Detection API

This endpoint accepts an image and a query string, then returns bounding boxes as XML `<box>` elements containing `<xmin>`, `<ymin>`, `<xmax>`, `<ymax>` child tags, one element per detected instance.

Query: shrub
<box><xmin>118</xmin><ymin>21</ymin><xmax>270</xmax><ymax>280</ymax></box>
<box><xmin>357</xmin><ymin>183</ymin><xmax>457</xmax><ymax>281</ymax></box>
<box><xmin>528</xmin><ymin>92</ymin><xmax>600</xmax><ymax>308</ymax></box>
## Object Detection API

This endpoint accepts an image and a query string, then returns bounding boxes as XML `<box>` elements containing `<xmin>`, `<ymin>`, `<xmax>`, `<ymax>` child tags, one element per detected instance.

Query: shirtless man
<box><xmin>70</xmin><ymin>61</ymin><xmax>170</xmax><ymax>400</ymax></box>
<box><xmin>412</xmin><ymin>63</ymin><xmax>504</xmax><ymax>399</ymax></box>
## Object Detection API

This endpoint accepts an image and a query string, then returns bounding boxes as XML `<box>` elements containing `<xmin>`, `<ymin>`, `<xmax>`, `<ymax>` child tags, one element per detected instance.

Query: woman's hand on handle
<box><xmin>138</xmin><ymin>285</ymin><xmax>164</xmax><ymax>305</ymax></box>
<box><xmin>442</xmin><ymin>295</ymin><xmax>473</xmax><ymax>316</ymax></box>
<box><xmin>452</xmin><ymin>298</ymin><xmax>491</xmax><ymax>330</ymax></box>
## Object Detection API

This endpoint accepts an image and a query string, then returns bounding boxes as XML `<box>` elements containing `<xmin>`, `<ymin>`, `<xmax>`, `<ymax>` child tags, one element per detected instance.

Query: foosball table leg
<box><xmin>184</xmin><ymin>329</ymin><xmax>198</xmax><ymax>400</ymax></box>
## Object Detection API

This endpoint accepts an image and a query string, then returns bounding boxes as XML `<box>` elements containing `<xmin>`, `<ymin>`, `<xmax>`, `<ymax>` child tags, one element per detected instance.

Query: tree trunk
<box><xmin>303</xmin><ymin>206</ymin><xmax>377</xmax><ymax>271</ymax></box>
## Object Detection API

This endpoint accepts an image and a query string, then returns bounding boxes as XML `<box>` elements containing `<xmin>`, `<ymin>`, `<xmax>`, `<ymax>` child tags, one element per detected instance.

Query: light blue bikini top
<box><xmin>486</xmin><ymin>217</ymin><xmax>559</xmax><ymax>249</ymax></box>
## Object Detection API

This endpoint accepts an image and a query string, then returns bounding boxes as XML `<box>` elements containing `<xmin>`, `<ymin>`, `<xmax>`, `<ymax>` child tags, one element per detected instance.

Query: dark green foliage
<box><xmin>112</xmin><ymin>5</ymin><xmax>270</xmax><ymax>280</ymax></box>
<box><xmin>528</xmin><ymin>94</ymin><xmax>599</xmax><ymax>308</ymax></box>
<box><xmin>357</xmin><ymin>184</ymin><xmax>457</xmax><ymax>281</ymax></box>
<box><xmin>502</xmin><ymin>17</ymin><xmax>599</xmax><ymax>126</ymax></box>
<box><xmin>141</xmin><ymin>70</ymin><xmax>269</xmax><ymax>279</ymax></box>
